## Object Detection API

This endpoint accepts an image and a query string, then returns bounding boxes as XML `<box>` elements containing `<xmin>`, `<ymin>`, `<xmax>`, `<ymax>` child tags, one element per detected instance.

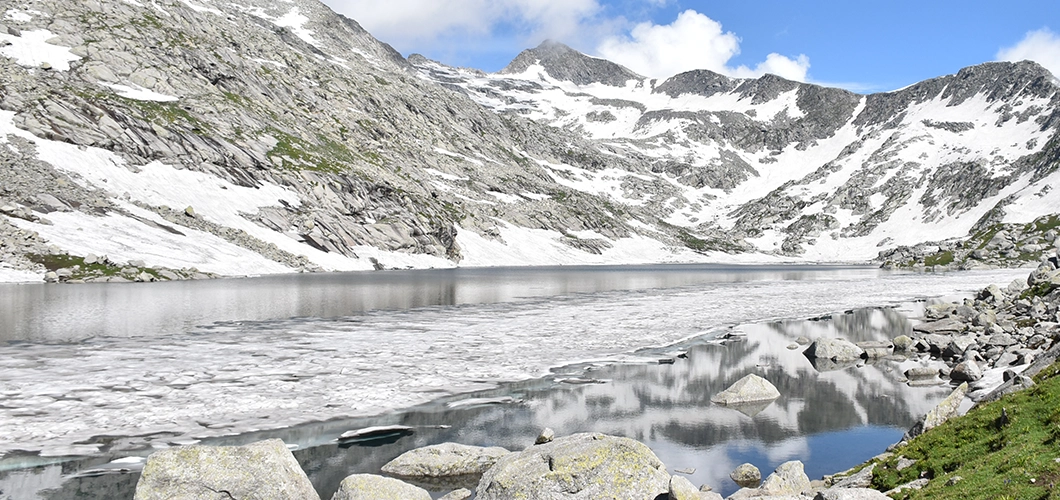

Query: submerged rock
<box><xmin>475</xmin><ymin>432</ymin><xmax>670</xmax><ymax>500</ymax></box>
<box><xmin>133</xmin><ymin>439</ymin><xmax>319</xmax><ymax>500</ymax></box>
<box><xmin>711</xmin><ymin>374</ymin><xmax>781</xmax><ymax>405</ymax></box>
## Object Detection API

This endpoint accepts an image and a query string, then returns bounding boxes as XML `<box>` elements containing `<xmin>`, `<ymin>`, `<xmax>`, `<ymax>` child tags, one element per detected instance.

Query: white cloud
<box><xmin>596</xmin><ymin>10</ymin><xmax>810</xmax><ymax>81</ymax></box>
<box><xmin>996</xmin><ymin>28</ymin><xmax>1060</xmax><ymax>79</ymax></box>
<box><xmin>327</xmin><ymin>0</ymin><xmax>600</xmax><ymax>48</ymax></box>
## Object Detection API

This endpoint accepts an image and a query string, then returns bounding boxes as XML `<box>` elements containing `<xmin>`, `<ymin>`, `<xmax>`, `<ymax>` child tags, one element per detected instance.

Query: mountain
<box><xmin>0</xmin><ymin>0</ymin><xmax>1058</xmax><ymax>281</ymax></box>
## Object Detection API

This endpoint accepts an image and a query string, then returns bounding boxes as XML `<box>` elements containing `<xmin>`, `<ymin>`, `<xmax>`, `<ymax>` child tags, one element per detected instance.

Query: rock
<box><xmin>475</xmin><ymin>432</ymin><xmax>670</xmax><ymax>500</ymax></box>
<box><xmin>133</xmin><ymin>439</ymin><xmax>320</xmax><ymax>500</ymax></box>
<box><xmin>942</xmin><ymin>335</ymin><xmax>977</xmax><ymax>358</ymax></box>
<box><xmin>84</xmin><ymin>253</ymin><xmax>99</xmax><ymax>265</ymax></box>
<box><xmin>669</xmin><ymin>475</ymin><xmax>700</xmax><ymax>500</ymax></box>
<box><xmin>905</xmin><ymin>382</ymin><xmax>968</xmax><ymax>439</ymax></box>
<box><xmin>158</xmin><ymin>269</ymin><xmax>180</xmax><ymax>280</ymax></box>
<box><xmin>904</xmin><ymin>366</ymin><xmax>940</xmax><ymax>379</ymax></box>
<box><xmin>759</xmin><ymin>461</ymin><xmax>811</xmax><ymax>496</ymax></box>
<box><xmin>986</xmin><ymin>334</ymin><xmax>1018</xmax><ymax>348</ymax></box>
<box><xmin>913</xmin><ymin>318</ymin><xmax>966</xmax><ymax>334</ymax></box>
<box><xmin>951</xmin><ymin>360</ymin><xmax>983</xmax><ymax>381</ymax></box>
<box><xmin>381</xmin><ymin>442</ymin><xmax>510</xmax><ymax>478</ymax></box>
<box><xmin>136</xmin><ymin>272</ymin><xmax>155</xmax><ymax>282</ymax></box>
<box><xmin>895</xmin><ymin>457</ymin><xmax>917</xmax><ymax>471</ymax></box>
<box><xmin>184</xmin><ymin>206</ymin><xmax>196</xmax><ymax>218</ymax></box>
<box><xmin>883</xmin><ymin>478</ymin><xmax>929</xmax><ymax>496</ymax></box>
<box><xmin>129</xmin><ymin>259</ymin><xmax>146</xmax><ymax>268</ymax></box>
<box><xmin>43</xmin><ymin>271</ymin><xmax>58</xmax><ymax>283</ymax></box>
<box><xmin>700</xmin><ymin>492</ymin><xmax>723</xmax><ymax>500</ymax></box>
<box><xmin>438</xmin><ymin>488</ymin><xmax>472</xmax><ymax>500</ymax></box>
<box><xmin>536</xmin><ymin>427</ymin><xmax>555</xmax><ymax>444</ymax></box>
<box><xmin>796</xmin><ymin>336</ymin><xmax>811</xmax><ymax>345</ymax></box>
<box><xmin>730</xmin><ymin>463</ymin><xmax>762</xmax><ymax>488</ymax></box>
<box><xmin>892</xmin><ymin>335</ymin><xmax>914</xmax><ymax>351</ymax></box>
<box><xmin>331</xmin><ymin>474</ymin><xmax>430</xmax><ymax>500</ymax></box>
<box><xmin>856</xmin><ymin>341</ymin><xmax>893</xmax><ymax>358</ymax></box>
<box><xmin>831</xmin><ymin>463</ymin><xmax>875</xmax><ymax>489</ymax></box>
<box><xmin>804</xmin><ymin>338</ymin><xmax>865</xmax><ymax>361</ymax></box>
<box><xmin>711</xmin><ymin>374</ymin><xmax>781</xmax><ymax>405</ymax></box>
<box><xmin>814</xmin><ymin>488</ymin><xmax>890</xmax><ymax>500</ymax></box>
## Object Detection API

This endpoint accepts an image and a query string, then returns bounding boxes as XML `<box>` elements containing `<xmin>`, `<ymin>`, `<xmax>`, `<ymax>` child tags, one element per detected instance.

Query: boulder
<box><xmin>942</xmin><ymin>336</ymin><xmax>977</xmax><ymax>358</ymax></box>
<box><xmin>711</xmin><ymin>374</ymin><xmax>781</xmax><ymax>405</ymax></box>
<box><xmin>475</xmin><ymin>432</ymin><xmax>670</xmax><ymax>500</ymax></box>
<box><xmin>903</xmin><ymin>366</ymin><xmax>940</xmax><ymax>380</ymax></box>
<box><xmin>331</xmin><ymin>474</ymin><xmax>430</xmax><ymax>500</ymax></box>
<box><xmin>814</xmin><ymin>488</ymin><xmax>890</xmax><ymax>500</ymax></box>
<box><xmin>891</xmin><ymin>335</ymin><xmax>914</xmax><ymax>351</ymax></box>
<box><xmin>668</xmin><ymin>475</ymin><xmax>700</xmax><ymax>500</ymax></box>
<box><xmin>536</xmin><ymin>427</ymin><xmax>555</xmax><ymax>444</ymax></box>
<box><xmin>831</xmin><ymin>463</ymin><xmax>874</xmax><ymax>489</ymax></box>
<box><xmin>905</xmin><ymin>382</ymin><xmax>968</xmax><ymax>440</ymax></box>
<box><xmin>804</xmin><ymin>338</ymin><xmax>865</xmax><ymax>361</ymax></box>
<box><xmin>951</xmin><ymin>361</ymin><xmax>983</xmax><ymax>382</ymax></box>
<box><xmin>760</xmin><ymin>461</ymin><xmax>811</xmax><ymax>496</ymax></box>
<box><xmin>856</xmin><ymin>341</ymin><xmax>893</xmax><ymax>358</ymax></box>
<box><xmin>730</xmin><ymin>463</ymin><xmax>762</xmax><ymax>488</ymax></box>
<box><xmin>912</xmin><ymin>318</ymin><xmax>966</xmax><ymax>334</ymax></box>
<box><xmin>381</xmin><ymin>443</ymin><xmax>509</xmax><ymax>478</ymax></box>
<box><xmin>133</xmin><ymin>439</ymin><xmax>320</xmax><ymax>500</ymax></box>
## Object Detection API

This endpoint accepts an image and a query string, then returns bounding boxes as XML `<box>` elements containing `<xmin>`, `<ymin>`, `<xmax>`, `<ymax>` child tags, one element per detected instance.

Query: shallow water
<box><xmin>0</xmin><ymin>265</ymin><xmax>1029</xmax><ymax>499</ymax></box>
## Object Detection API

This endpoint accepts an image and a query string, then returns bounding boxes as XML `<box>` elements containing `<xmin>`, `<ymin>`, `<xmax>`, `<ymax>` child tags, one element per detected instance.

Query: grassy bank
<box><xmin>869</xmin><ymin>362</ymin><xmax>1060</xmax><ymax>499</ymax></box>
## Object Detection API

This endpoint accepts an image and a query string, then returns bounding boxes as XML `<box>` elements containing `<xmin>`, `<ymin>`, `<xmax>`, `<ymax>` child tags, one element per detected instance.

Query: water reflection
<box><xmin>0</xmin><ymin>264</ymin><xmax>879</xmax><ymax>343</ymax></box>
<box><xmin>10</xmin><ymin>304</ymin><xmax>955</xmax><ymax>499</ymax></box>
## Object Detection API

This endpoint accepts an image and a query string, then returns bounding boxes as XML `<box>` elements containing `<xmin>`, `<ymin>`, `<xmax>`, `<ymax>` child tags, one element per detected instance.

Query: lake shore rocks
<box><xmin>380</xmin><ymin>442</ymin><xmax>509</xmax><ymax>480</ymax></box>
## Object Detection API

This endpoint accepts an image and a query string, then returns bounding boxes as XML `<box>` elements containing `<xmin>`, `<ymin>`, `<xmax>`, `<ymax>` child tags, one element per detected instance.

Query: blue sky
<box><xmin>324</xmin><ymin>0</ymin><xmax>1060</xmax><ymax>93</ymax></box>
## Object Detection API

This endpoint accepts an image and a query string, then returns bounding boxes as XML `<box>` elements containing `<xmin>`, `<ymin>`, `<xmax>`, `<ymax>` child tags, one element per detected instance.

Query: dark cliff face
<box><xmin>499</xmin><ymin>40</ymin><xmax>644</xmax><ymax>87</ymax></box>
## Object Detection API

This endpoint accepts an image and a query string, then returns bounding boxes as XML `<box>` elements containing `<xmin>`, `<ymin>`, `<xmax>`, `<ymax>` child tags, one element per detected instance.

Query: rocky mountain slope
<box><xmin>0</xmin><ymin>0</ymin><xmax>1058</xmax><ymax>280</ymax></box>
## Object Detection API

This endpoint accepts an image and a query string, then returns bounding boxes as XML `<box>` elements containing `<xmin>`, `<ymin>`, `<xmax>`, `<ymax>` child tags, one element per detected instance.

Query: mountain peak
<box><xmin>499</xmin><ymin>40</ymin><xmax>643</xmax><ymax>87</ymax></box>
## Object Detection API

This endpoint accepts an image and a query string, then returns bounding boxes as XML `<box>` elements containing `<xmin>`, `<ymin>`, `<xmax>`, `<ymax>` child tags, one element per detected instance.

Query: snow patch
<box><xmin>273</xmin><ymin>8</ymin><xmax>318</xmax><ymax>47</ymax></box>
<box><xmin>100</xmin><ymin>83</ymin><xmax>179</xmax><ymax>102</ymax></box>
<box><xmin>0</xmin><ymin>29</ymin><xmax>81</xmax><ymax>71</ymax></box>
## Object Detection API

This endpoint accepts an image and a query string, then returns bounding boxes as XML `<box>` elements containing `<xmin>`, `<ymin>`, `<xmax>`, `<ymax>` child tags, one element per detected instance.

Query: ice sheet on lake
<box><xmin>0</xmin><ymin>268</ymin><xmax>1027</xmax><ymax>457</ymax></box>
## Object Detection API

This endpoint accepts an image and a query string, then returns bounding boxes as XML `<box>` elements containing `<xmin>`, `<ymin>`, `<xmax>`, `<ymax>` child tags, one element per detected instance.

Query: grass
<box><xmin>924</xmin><ymin>251</ymin><xmax>955</xmax><ymax>267</ymax></box>
<box><xmin>869</xmin><ymin>361</ymin><xmax>1060</xmax><ymax>499</ymax></box>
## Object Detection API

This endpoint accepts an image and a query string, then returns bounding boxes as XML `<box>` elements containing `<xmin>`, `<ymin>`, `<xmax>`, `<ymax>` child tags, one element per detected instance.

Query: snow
<box><xmin>179</xmin><ymin>0</ymin><xmax>223</xmax><ymax>15</ymax></box>
<box><xmin>0</xmin><ymin>29</ymin><xmax>81</xmax><ymax>71</ymax></box>
<box><xmin>4</xmin><ymin>9</ymin><xmax>42</xmax><ymax>22</ymax></box>
<box><xmin>433</xmin><ymin>147</ymin><xmax>485</xmax><ymax>166</ymax></box>
<box><xmin>0</xmin><ymin>265</ymin><xmax>39</xmax><ymax>283</ymax></box>
<box><xmin>273</xmin><ymin>8</ymin><xmax>317</xmax><ymax>47</ymax></box>
<box><xmin>424</xmin><ymin>167</ymin><xmax>468</xmax><ymax>181</ymax></box>
<box><xmin>100</xmin><ymin>82</ymin><xmax>179</xmax><ymax>102</ymax></box>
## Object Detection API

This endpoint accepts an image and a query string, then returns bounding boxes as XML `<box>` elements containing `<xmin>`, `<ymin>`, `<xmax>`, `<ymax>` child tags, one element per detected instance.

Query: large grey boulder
<box><xmin>381</xmin><ymin>442</ymin><xmax>509</xmax><ymax>478</ymax></box>
<box><xmin>711</xmin><ymin>374</ymin><xmax>781</xmax><ymax>405</ymax></box>
<box><xmin>330</xmin><ymin>474</ymin><xmax>430</xmax><ymax>500</ymax></box>
<box><xmin>804</xmin><ymin>338</ymin><xmax>865</xmax><ymax>361</ymax></box>
<box><xmin>951</xmin><ymin>360</ymin><xmax>983</xmax><ymax>382</ymax></box>
<box><xmin>913</xmin><ymin>318</ymin><xmax>966</xmax><ymax>335</ymax></box>
<box><xmin>133</xmin><ymin>439</ymin><xmax>320</xmax><ymax>500</ymax></box>
<box><xmin>475</xmin><ymin>432</ymin><xmax>670</xmax><ymax>500</ymax></box>
<box><xmin>905</xmin><ymin>382</ymin><xmax>968</xmax><ymax>440</ymax></box>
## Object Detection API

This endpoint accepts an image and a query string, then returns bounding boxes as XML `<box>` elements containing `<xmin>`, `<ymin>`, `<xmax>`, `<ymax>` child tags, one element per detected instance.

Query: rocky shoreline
<box><xmin>121</xmin><ymin>255</ymin><xmax>1060</xmax><ymax>499</ymax></box>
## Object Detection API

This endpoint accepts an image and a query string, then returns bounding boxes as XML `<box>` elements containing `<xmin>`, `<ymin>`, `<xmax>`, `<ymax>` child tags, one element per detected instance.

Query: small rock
<box><xmin>796</xmin><ymin>336</ymin><xmax>811</xmax><ymax>345</ymax></box>
<box><xmin>892</xmin><ymin>335</ymin><xmax>914</xmax><ymax>351</ymax></box>
<box><xmin>535</xmin><ymin>427</ymin><xmax>555</xmax><ymax>445</ymax></box>
<box><xmin>884</xmin><ymin>478</ymin><xmax>929</xmax><ymax>496</ymax></box>
<box><xmin>668</xmin><ymin>475</ymin><xmax>700</xmax><ymax>500</ymax></box>
<box><xmin>184</xmin><ymin>206</ymin><xmax>196</xmax><ymax>218</ymax></box>
<box><xmin>904</xmin><ymin>366</ymin><xmax>940</xmax><ymax>379</ymax></box>
<box><xmin>946</xmin><ymin>475</ymin><xmax>963</xmax><ymax>486</ymax></box>
<box><xmin>787</xmin><ymin>343</ymin><xmax>800</xmax><ymax>350</ymax></box>
<box><xmin>814</xmin><ymin>488</ymin><xmax>890</xmax><ymax>500</ymax></box>
<box><xmin>730</xmin><ymin>463</ymin><xmax>762</xmax><ymax>488</ymax></box>
<box><xmin>381</xmin><ymin>443</ymin><xmax>509</xmax><ymax>478</ymax></box>
<box><xmin>438</xmin><ymin>488</ymin><xmax>472</xmax><ymax>500</ymax></box>
<box><xmin>129</xmin><ymin>259</ymin><xmax>146</xmax><ymax>268</ymax></box>
<box><xmin>84</xmin><ymin>254</ymin><xmax>99</xmax><ymax>265</ymax></box>
<box><xmin>831</xmin><ymin>463</ymin><xmax>875</xmax><ymax>489</ymax></box>
<box><xmin>895</xmin><ymin>457</ymin><xmax>917</xmax><ymax>471</ymax></box>
<box><xmin>857</xmin><ymin>341</ymin><xmax>893</xmax><ymax>358</ymax></box>
<box><xmin>43</xmin><ymin>271</ymin><xmax>58</xmax><ymax>283</ymax></box>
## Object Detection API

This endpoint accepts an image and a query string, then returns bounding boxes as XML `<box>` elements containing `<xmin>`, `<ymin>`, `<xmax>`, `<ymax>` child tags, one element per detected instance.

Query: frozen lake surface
<box><xmin>0</xmin><ymin>265</ymin><xmax>1029</xmax><ymax>498</ymax></box>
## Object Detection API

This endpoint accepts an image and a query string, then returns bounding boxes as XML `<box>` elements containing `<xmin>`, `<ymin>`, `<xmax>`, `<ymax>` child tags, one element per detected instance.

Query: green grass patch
<box><xmin>924</xmin><ymin>251</ymin><xmax>955</xmax><ymax>267</ymax></box>
<box><xmin>27</xmin><ymin>254</ymin><xmax>123</xmax><ymax>279</ymax></box>
<box><xmin>871</xmin><ymin>362</ymin><xmax>1060</xmax><ymax>499</ymax></box>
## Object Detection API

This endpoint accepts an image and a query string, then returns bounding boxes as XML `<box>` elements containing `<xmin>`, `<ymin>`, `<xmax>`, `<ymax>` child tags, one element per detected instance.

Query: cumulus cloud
<box><xmin>996</xmin><ymin>28</ymin><xmax>1060</xmax><ymax>79</ymax></box>
<box><xmin>328</xmin><ymin>0</ymin><xmax>601</xmax><ymax>48</ymax></box>
<box><xmin>597</xmin><ymin>10</ymin><xmax>810</xmax><ymax>81</ymax></box>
